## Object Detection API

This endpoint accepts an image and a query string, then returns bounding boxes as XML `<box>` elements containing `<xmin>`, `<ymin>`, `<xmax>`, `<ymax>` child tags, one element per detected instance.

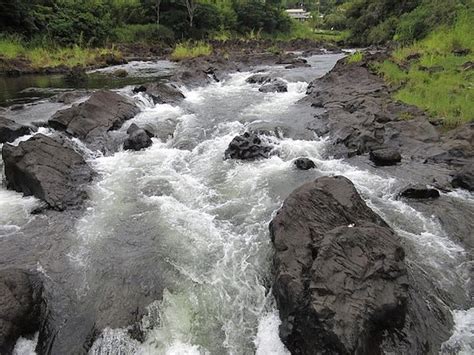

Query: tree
<box><xmin>184</xmin><ymin>0</ymin><xmax>198</xmax><ymax>27</ymax></box>
<box><xmin>155</xmin><ymin>0</ymin><xmax>162</xmax><ymax>24</ymax></box>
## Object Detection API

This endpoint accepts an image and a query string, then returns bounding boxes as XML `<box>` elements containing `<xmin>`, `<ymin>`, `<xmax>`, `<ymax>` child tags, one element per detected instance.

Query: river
<box><xmin>1</xmin><ymin>54</ymin><xmax>472</xmax><ymax>354</ymax></box>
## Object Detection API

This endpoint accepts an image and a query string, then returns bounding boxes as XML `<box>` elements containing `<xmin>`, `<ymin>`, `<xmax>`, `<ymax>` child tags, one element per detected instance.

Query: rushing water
<box><xmin>1</xmin><ymin>55</ymin><xmax>473</xmax><ymax>354</ymax></box>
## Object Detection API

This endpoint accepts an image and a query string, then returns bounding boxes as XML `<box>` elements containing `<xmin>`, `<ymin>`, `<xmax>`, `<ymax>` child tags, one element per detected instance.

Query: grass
<box><xmin>347</xmin><ymin>51</ymin><xmax>364</xmax><ymax>63</ymax></box>
<box><xmin>170</xmin><ymin>41</ymin><xmax>212</xmax><ymax>61</ymax></box>
<box><xmin>0</xmin><ymin>35</ymin><xmax>122</xmax><ymax>70</ymax></box>
<box><xmin>375</xmin><ymin>9</ymin><xmax>474</xmax><ymax>128</ymax></box>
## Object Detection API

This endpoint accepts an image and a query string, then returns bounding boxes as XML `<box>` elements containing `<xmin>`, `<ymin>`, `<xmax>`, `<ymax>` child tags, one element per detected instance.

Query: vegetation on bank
<box><xmin>374</xmin><ymin>9</ymin><xmax>473</xmax><ymax>127</ymax></box>
<box><xmin>170</xmin><ymin>41</ymin><xmax>212</xmax><ymax>61</ymax></box>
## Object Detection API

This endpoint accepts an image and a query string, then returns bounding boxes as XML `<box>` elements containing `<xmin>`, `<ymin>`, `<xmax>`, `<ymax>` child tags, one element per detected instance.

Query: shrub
<box><xmin>233</xmin><ymin>0</ymin><xmax>291</xmax><ymax>34</ymax></box>
<box><xmin>170</xmin><ymin>41</ymin><xmax>212</xmax><ymax>61</ymax></box>
<box><xmin>347</xmin><ymin>51</ymin><xmax>364</xmax><ymax>63</ymax></box>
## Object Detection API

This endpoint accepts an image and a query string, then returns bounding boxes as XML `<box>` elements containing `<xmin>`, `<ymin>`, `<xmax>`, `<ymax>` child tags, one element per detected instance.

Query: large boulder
<box><xmin>294</xmin><ymin>157</ymin><xmax>316</xmax><ymax>170</ymax></box>
<box><xmin>270</xmin><ymin>176</ymin><xmax>408</xmax><ymax>354</ymax></box>
<box><xmin>0</xmin><ymin>117</ymin><xmax>32</xmax><ymax>143</ymax></box>
<box><xmin>224</xmin><ymin>132</ymin><xmax>273</xmax><ymax>160</ymax></box>
<box><xmin>369</xmin><ymin>146</ymin><xmax>402</xmax><ymax>166</ymax></box>
<box><xmin>2</xmin><ymin>134</ymin><xmax>94</xmax><ymax>210</ymax></box>
<box><xmin>123</xmin><ymin>124</ymin><xmax>153</xmax><ymax>151</ymax></box>
<box><xmin>0</xmin><ymin>269</ymin><xmax>43</xmax><ymax>354</ymax></box>
<box><xmin>49</xmin><ymin>91</ymin><xmax>140</xmax><ymax>143</ymax></box>
<box><xmin>246</xmin><ymin>73</ymin><xmax>271</xmax><ymax>84</ymax></box>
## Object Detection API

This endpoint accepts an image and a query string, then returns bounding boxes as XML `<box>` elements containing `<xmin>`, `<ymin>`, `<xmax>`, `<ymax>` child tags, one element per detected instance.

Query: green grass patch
<box><xmin>0</xmin><ymin>36</ymin><xmax>26</xmax><ymax>59</ymax></box>
<box><xmin>377</xmin><ymin>9</ymin><xmax>474</xmax><ymax>128</ymax></box>
<box><xmin>347</xmin><ymin>51</ymin><xmax>364</xmax><ymax>63</ymax></box>
<box><xmin>171</xmin><ymin>41</ymin><xmax>212</xmax><ymax>61</ymax></box>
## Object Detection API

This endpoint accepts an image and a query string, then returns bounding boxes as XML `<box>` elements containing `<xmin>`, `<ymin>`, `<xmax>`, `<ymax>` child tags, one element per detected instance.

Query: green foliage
<box><xmin>376</xmin><ymin>9</ymin><xmax>474</xmax><ymax>127</ymax></box>
<box><xmin>233</xmin><ymin>0</ymin><xmax>291</xmax><ymax>34</ymax></box>
<box><xmin>170</xmin><ymin>41</ymin><xmax>212</xmax><ymax>61</ymax></box>
<box><xmin>113</xmin><ymin>24</ymin><xmax>174</xmax><ymax>44</ymax></box>
<box><xmin>0</xmin><ymin>35</ymin><xmax>26</xmax><ymax>59</ymax></box>
<box><xmin>347</xmin><ymin>51</ymin><xmax>363</xmax><ymax>63</ymax></box>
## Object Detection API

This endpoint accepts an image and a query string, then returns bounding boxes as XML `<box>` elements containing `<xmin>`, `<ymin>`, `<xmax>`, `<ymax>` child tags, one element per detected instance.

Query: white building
<box><xmin>285</xmin><ymin>9</ymin><xmax>312</xmax><ymax>22</ymax></box>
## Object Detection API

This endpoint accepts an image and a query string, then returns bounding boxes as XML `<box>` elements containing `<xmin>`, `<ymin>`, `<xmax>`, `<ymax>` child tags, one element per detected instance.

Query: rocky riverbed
<box><xmin>0</xmin><ymin>49</ymin><xmax>472</xmax><ymax>354</ymax></box>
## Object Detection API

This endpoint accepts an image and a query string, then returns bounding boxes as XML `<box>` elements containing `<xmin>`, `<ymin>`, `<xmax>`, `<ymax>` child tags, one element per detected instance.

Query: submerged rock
<box><xmin>2</xmin><ymin>134</ymin><xmax>94</xmax><ymax>210</ymax></box>
<box><xmin>369</xmin><ymin>146</ymin><xmax>402</xmax><ymax>166</ymax></box>
<box><xmin>270</xmin><ymin>176</ymin><xmax>408</xmax><ymax>354</ymax></box>
<box><xmin>259</xmin><ymin>79</ymin><xmax>288</xmax><ymax>93</ymax></box>
<box><xmin>124</xmin><ymin>124</ymin><xmax>153</xmax><ymax>151</ymax></box>
<box><xmin>294</xmin><ymin>157</ymin><xmax>316</xmax><ymax>170</ymax></box>
<box><xmin>224</xmin><ymin>132</ymin><xmax>272</xmax><ymax>160</ymax></box>
<box><xmin>0</xmin><ymin>269</ymin><xmax>43</xmax><ymax>354</ymax></box>
<box><xmin>49</xmin><ymin>90</ymin><xmax>140</xmax><ymax>143</ymax></box>
<box><xmin>0</xmin><ymin>117</ymin><xmax>32</xmax><ymax>143</ymax></box>
<box><xmin>400</xmin><ymin>185</ymin><xmax>440</xmax><ymax>199</ymax></box>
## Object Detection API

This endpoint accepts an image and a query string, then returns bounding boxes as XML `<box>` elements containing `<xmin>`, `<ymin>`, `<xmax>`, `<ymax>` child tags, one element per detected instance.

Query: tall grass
<box><xmin>347</xmin><ymin>51</ymin><xmax>363</xmax><ymax>63</ymax></box>
<box><xmin>377</xmin><ymin>9</ymin><xmax>474</xmax><ymax>127</ymax></box>
<box><xmin>171</xmin><ymin>42</ymin><xmax>212</xmax><ymax>61</ymax></box>
<box><xmin>0</xmin><ymin>36</ymin><xmax>26</xmax><ymax>59</ymax></box>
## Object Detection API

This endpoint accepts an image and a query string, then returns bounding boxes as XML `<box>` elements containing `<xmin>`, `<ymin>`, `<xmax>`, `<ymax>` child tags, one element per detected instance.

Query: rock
<box><xmin>399</xmin><ymin>185</ymin><xmax>440</xmax><ymax>199</ymax></box>
<box><xmin>127</xmin><ymin>123</ymin><xmax>153</xmax><ymax>138</ymax></box>
<box><xmin>137</xmin><ymin>83</ymin><xmax>185</xmax><ymax>105</ymax></box>
<box><xmin>452</xmin><ymin>48</ymin><xmax>470</xmax><ymax>56</ymax></box>
<box><xmin>270</xmin><ymin>176</ymin><xmax>408</xmax><ymax>355</ymax></box>
<box><xmin>113</xmin><ymin>69</ymin><xmax>128</xmax><ymax>78</ymax></box>
<box><xmin>49</xmin><ymin>91</ymin><xmax>140</xmax><ymax>143</ymax></box>
<box><xmin>0</xmin><ymin>117</ymin><xmax>32</xmax><ymax>143</ymax></box>
<box><xmin>294</xmin><ymin>157</ymin><xmax>316</xmax><ymax>170</ymax></box>
<box><xmin>2</xmin><ymin>134</ymin><xmax>94</xmax><ymax>210</ymax></box>
<box><xmin>0</xmin><ymin>269</ymin><xmax>43</xmax><ymax>354</ymax></box>
<box><xmin>452</xmin><ymin>163</ymin><xmax>474</xmax><ymax>191</ymax></box>
<box><xmin>277</xmin><ymin>55</ymin><xmax>307</xmax><ymax>65</ymax></box>
<box><xmin>259</xmin><ymin>79</ymin><xmax>288</xmax><ymax>93</ymax></box>
<box><xmin>246</xmin><ymin>74</ymin><xmax>271</xmax><ymax>84</ymax></box>
<box><xmin>132</xmin><ymin>85</ymin><xmax>147</xmax><ymax>94</ymax></box>
<box><xmin>369</xmin><ymin>146</ymin><xmax>402</xmax><ymax>166</ymax></box>
<box><xmin>285</xmin><ymin>63</ymin><xmax>311</xmax><ymax>69</ymax></box>
<box><xmin>64</xmin><ymin>67</ymin><xmax>87</xmax><ymax>85</ymax></box>
<box><xmin>123</xmin><ymin>126</ymin><xmax>153</xmax><ymax>151</ymax></box>
<box><xmin>102</xmin><ymin>54</ymin><xmax>127</xmax><ymax>66</ymax></box>
<box><xmin>224</xmin><ymin>132</ymin><xmax>272</xmax><ymax>160</ymax></box>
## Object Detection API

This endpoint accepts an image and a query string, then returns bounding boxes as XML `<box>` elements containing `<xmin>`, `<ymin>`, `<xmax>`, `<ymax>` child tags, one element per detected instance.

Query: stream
<box><xmin>1</xmin><ymin>54</ymin><xmax>473</xmax><ymax>354</ymax></box>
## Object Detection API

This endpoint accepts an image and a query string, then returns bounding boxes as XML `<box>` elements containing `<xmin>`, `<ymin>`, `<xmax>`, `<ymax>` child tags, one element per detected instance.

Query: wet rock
<box><xmin>259</xmin><ymin>79</ymin><xmax>288</xmax><ymax>93</ymax></box>
<box><xmin>102</xmin><ymin>53</ymin><xmax>127</xmax><ymax>66</ymax></box>
<box><xmin>0</xmin><ymin>269</ymin><xmax>43</xmax><ymax>354</ymax></box>
<box><xmin>137</xmin><ymin>83</ymin><xmax>185</xmax><ymax>105</ymax></box>
<box><xmin>294</xmin><ymin>157</ymin><xmax>316</xmax><ymax>170</ymax></box>
<box><xmin>451</xmin><ymin>164</ymin><xmax>474</xmax><ymax>191</ymax></box>
<box><xmin>277</xmin><ymin>55</ymin><xmax>307</xmax><ymax>66</ymax></box>
<box><xmin>113</xmin><ymin>69</ymin><xmax>128</xmax><ymax>77</ymax></box>
<box><xmin>246</xmin><ymin>73</ymin><xmax>271</xmax><ymax>84</ymax></box>
<box><xmin>2</xmin><ymin>134</ymin><xmax>94</xmax><ymax>210</ymax></box>
<box><xmin>224</xmin><ymin>132</ymin><xmax>272</xmax><ymax>160</ymax></box>
<box><xmin>0</xmin><ymin>116</ymin><xmax>32</xmax><ymax>143</ymax></box>
<box><xmin>270</xmin><ymin>176</ymin><xmax>408</xmax><ymax>355</ymax></box>
<box><xmin>127</xmin><ymin>123</ymin><xmax>153</xmax><ymax>138</ymax></box>
<box><xmin>52</xmin><ymin>91</ymin><xmax>88</xmax><ymax>105</ymax></box>
<box><xmin>285</xmin><ymin>63</ymin><xmax>311</xmax><ymax>69</ymax></box>
<box><xmin>124</xmin><ymin>124</ymin><xmax>153</xmax><ymax>151</ymax></box>
<box><xmin>399</xmin><ymin>185</ymin><xmax>440</xmax><ymax>199</ymax></box>
<box><xmin>369</xmin><ymin>146</ymin><xmax>402</xmax><ymax>166</ymax></box>
<box><xmin>49</xmin><ymin>90</ymin><xmax>140</xmax><ymax>143</ymax></box>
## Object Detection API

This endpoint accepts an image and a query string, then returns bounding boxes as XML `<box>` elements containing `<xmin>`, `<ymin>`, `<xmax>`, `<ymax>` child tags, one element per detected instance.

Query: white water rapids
<box><xmin>1</xmin><ymin>55</ymin><xmax>472</xmax><ymax>354</ymax></box>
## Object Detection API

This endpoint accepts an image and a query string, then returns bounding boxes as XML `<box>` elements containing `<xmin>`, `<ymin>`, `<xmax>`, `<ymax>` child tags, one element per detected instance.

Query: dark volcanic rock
<box><xmin>224</xmin><ymin>132</ymin><xmax>272</xmax><ymax>160</ymax></box>
<box><xmin>136</xmin><ymin>83</ymin><xmax>185</xmax><ymax>105</ymax></box>
<box><xmin>2</xmin><ymin>134</ymin><xmax>94</xmax><ymax>210</ymax></box>
<box><xmin>259</xmin><ymin>79</ymin><xmax>288</xmax><ymax>93</ymax></box>
<box><xmin>246</xmin><ymin>73</ymin><xmax>271</xmax><ymax>84</ymax></box>
<box><xmin>0</xmin><ymin>117</ymin><xmax>32</xmax><ymax>143</ymax></box>
<box><xmin>49</xmin><ymin>90</ymin><xmax>140</xmax><ymax>143</ymax></box>
<box><xmin>270</xmin><ymin>176</ymin><xmax>408</xmax><ymax>355</ymax></box>
<box><xmin>0</xmin><ymin>269</ymin><xmax>43</xmax><ymax>354</ymax></box>
<box><xmin>399</xmin><ymin>185</ymin><xmax>440</xmax><ymax>199</ymax></box>
<box><xmin>369</xmin><ymin>147</ymin><xmax>402</xmax><ymax>166</ymax></box>
<box><xmin>277</xmin><ymin>55</ymin><xmax>307</xmax><ymax>65</ymax></box>
<box><xmin>294</xmin><ymin>157</ymin><xmax>316</xmax><ymax>170</ymax></box>
<box><xmin>124</xmin><ymin>125</ymin><xmax>153</xmax><ymax>151</ymax></box>
<box><xmin>452</xmin><ymin>163</ymin><xmax>474</xmax><ymax>191</ymax></box>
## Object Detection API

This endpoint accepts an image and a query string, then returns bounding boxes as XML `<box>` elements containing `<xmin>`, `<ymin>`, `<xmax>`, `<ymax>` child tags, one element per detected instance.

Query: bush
<box><xmin>170</xmin><ymin>41</ymin><xmax>212</xmax><ymax>61</ymax></box>
<box><xmin>113</xmin><ymin>24</ymin><xmax>175</xmax><ymax>44</ymax></box>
